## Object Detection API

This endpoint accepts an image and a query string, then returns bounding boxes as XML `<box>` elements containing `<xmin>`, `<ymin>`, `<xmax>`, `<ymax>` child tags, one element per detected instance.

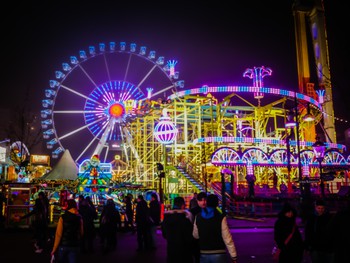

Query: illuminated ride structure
<box><xmin>40</xmin><ymin>41</ymin><xmax>185</xmax><ymax>197</ymax></box>
<box><xmin>40</xmin><ymin>2</ymin><xmax>349</xmax><ymax>200</ymax></box>
<box><xmin>40</xmin><ymin>44</ymin><xmax>349</xmax><ymax>201</ymax></box>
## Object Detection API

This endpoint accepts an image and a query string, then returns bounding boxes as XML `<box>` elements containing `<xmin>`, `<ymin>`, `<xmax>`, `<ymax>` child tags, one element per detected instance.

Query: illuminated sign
<box><xmin>0</xmin><ymin>146</ymin><xmax>6</xmax><ymax>162</ymax></box>
<box><xmin>30</xmin><ymin>155</ymin><xmax>50</xmax><ymax>165</ymax></box>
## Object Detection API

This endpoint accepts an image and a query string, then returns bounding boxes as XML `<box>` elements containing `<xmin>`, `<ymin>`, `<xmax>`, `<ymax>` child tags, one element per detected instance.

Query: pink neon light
<box><xmin>192</xmin><ymin>136</ymin><xmax>345</xmax><ymax>151</ymax></box>
<box><xmin>243</xmin><ymin>66</ymin><xmax>272</xmax><ymax>99</ymax></box>
<box><xmin>247</xmin><ymin>162</ymin><xmax>254</xmax><ymax>175</ymax></box>
<box><xmin>168</xmin><ymin>86</ymin><xmax>321</xmax><ymax>110</ymax></box>
<box><xmin>302</xmin><ymin>165</ymin><xmax>310</xmax><ymax>176</ymax></box>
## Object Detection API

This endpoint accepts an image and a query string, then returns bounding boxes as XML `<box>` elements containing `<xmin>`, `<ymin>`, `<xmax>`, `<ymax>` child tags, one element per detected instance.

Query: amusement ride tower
<box><xmin>293</xmin><ymin>0</ymin><xmax>336</xmax><ymax>143</ymax></box>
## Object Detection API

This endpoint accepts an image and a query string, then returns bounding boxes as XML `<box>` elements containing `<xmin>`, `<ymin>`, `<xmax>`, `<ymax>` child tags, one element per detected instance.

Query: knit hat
<box><xmin>280</xmin><ymin>202</ymin><xmax>294</xmax><ymax>213</ymax></box>
<box><xmin>315</xmin><ymin>199</ymin><xmax>325</xmax><ymax>206</ymax></box>
<box><xmin>107</xmin><ymin>198</ymin><xmax>115</xmax><ymax>205</ymax></box>
<box><xmin>67</xmin><ymin>199</ymin><xmax>77</xmax><ymax>210</ymax></box>
<box><xmin>173</xmin><ymin>196</ymin><xmax>185</xmax><ymax>209</ymax></box>
<box><xmin>206</xmin><ymin>194</ymin><xmax>218</xmax><ymax>208</ymax></box>
<box><xmin>197</xmin><ymin>192</ymin><xmax>207</xmax><ymax>201</ymax></box>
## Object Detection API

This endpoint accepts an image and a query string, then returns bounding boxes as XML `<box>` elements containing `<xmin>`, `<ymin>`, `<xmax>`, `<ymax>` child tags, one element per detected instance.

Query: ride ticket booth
<box><xmin>5</xmin><ymin>183</ymin><xmax>35</xmax><ymax>228</ymax></box>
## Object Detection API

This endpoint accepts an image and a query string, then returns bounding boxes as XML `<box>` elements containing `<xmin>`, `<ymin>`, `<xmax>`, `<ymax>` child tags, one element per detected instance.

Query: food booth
<box><xmin>5</xmin><ymin>183</ymin><xmax>36</xmax><ymax>228</ymax></box>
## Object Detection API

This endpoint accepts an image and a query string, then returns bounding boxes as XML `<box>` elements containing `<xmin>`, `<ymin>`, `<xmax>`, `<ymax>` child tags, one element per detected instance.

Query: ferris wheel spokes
<box><xmin>60</xmin><ymin>84</ymin><xmax>105</xmax><ymax>107</ymax></box>
<box><xmin>77</xmin><ymin>63</ymin><xmax>100</xmax><ymax>88</ymax></box>
<box><xmin>53</xmin><ymin>110</ymin><xmax>99</xmax><ymax>114</ymax></box>
<box><xmin>75</xmin><ymin>118</ymin><xmax>111</xmax><ymax>163</ymax></box>
<box><xmin>58</xmin><ymin>116</ymin><xmax>106</xmax><ymax>141</ymax></box>
<box><xmin>93</xmin><ymin>118</ymin><xmax>117</xmax><ymax>157</ymax></box>
<box><xmin>135</xmin><ymin>64</ymin><xmax>158</xmax><ymax>89</ymax></box>
<box><xmin>76</xmin><ymin>136</ymin><xmax>99</xmax><ymax>163</ymax></box>
<box><xmin>102</xmin><ymin>53</ymin><xmax>112</xmax><ymax>82</ymax></box>
<box><xmin>150</xmin><ymin>84</ymin><xmax>175</xmax><ymax>99</ymax></box>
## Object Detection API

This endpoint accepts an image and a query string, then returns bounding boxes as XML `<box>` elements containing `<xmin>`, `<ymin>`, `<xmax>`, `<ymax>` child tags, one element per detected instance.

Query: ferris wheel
<box><xmin>41</xmin><ymin>41</ymin><xmax>184</xmax><ymax>163</ymax></box>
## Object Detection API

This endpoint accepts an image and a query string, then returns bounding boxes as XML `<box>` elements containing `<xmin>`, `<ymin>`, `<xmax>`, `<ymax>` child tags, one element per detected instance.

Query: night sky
<box><xmin>2</xmin><ymin>1</ymin><xmax>348</xmax><ymax>149</ymax></box>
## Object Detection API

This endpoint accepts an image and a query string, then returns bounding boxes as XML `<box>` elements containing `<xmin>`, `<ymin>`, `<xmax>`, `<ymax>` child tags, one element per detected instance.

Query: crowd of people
<box><xmin>17</xmin><ymin>190</ymin><xmax>238</xmax><ymax>263</ymax></box>
<box><xmin>273</xmin><ymin>198</ymin><xmax>350</xmax><ymax>263</ymax></box>
<box><xmin>12</xmin><ymin>189</ymin><xmax>350</xmax><ymax>263</ymax></box>
<box><xmin>162</xmin><ymin>191</ymin><xmax>237</xmax><ymax>263</ymax></box>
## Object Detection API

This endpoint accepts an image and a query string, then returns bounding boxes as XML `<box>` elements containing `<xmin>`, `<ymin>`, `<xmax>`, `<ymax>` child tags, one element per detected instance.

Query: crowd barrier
<box><xmin>230</xmin><ymin>200</ymin><xmax>274</xmax><ymax>217</ymax></box>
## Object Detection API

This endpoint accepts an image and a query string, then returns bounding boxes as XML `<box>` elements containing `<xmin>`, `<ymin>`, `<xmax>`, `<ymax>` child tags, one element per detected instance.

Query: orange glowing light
<box><xmin>109</xmin><ymin>103</ymin><xmax>124</xmax><ymax>117</ymax></box>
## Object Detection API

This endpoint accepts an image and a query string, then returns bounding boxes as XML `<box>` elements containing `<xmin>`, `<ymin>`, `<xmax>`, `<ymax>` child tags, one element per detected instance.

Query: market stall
<box><xmin>5</xmin><ymin>183</ymin><xmax>36</xmax><ymax>228</ymax></box>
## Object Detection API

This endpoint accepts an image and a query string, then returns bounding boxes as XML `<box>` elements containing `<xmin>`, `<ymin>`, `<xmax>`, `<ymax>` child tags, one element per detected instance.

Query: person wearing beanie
<box><xmin>193</xmin><ymin>194</ymin><xmax>237</xmax><ymax>263</ymax></box>
<box><xmin>135</xmin><ymin>194</ymin><xmax>151</xmax><ymax>251</ymax></box>
<box><xmin>305</xmin><ymin>199</ymin><xmax>334</xmax><ymax>262</ymax></box>
<box><xmin>162</xmin><ymin>196</ymin><xmax>194</xmax><ymax>263</ymax></box>
<box><xmin>273</xmin><ymin>202</ymin><xmax>304</xmax><ymax>263</ymax></box>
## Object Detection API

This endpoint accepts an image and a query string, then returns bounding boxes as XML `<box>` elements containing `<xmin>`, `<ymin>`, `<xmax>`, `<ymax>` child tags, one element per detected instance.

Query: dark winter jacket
<box><xmin>274</xmin><ymin>206</ymin><xmax>304</xmax><ymax>263</ymax></box>
<box><xmin>135</xmin><ymin>199</ymin><xmax>151</xmax><ymax>227</ymax></box>
<box><xmin>162</xmin><ymin>209</ymin><xmax>194</xmax><ymax>263</ymax></box>
<box><xmin>305</xmin><ymin>210</ymin><xmax>333</xmax><ymax>252</ymax></box>
<box><xmin>149</xmin><ymin>199</ymin><xmax>161</xmax><ymax>226</ymax></box>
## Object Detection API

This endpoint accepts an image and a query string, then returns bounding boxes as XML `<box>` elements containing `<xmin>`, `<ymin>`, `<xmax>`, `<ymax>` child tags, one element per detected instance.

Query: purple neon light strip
<box><xmin>193</xmin><ymin>136</ymin><xmax>345</xmax><ymax>150</ymax></box>
<box><xmin>168</xmin><ymin>86</ymin><xmax>321</xmax><ymax>109</ymax></box>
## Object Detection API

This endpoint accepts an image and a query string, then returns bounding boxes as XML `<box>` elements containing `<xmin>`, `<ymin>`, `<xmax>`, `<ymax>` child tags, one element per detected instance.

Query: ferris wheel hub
<box><xmin>108</xmin><ymin>102</ymin><xmax>125</xmax><ymax>119</ymax></box>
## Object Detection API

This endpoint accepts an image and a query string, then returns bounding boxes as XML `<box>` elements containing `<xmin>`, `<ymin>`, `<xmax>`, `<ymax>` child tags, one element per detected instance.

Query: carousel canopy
<box><xmin>41</xmin><ymin>149</ymin><xmax>78</xmax><ymax>180</ymax></box>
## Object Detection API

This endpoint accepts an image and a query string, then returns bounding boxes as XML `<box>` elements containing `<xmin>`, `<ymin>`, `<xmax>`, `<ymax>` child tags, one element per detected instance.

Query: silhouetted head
<box><xmin>315</xmin><ymin>199</ymin><xmax>325</xmax><ymax>206</ymax></box>
<box><xmin>38</xmin><ymin>192</ymin><xmax>46</xmax><ymax>198</ymax></box>
<box><xmin>107</xmin><ymin>199</ymin><xmax>115</xmax><ymax>206</ymax></box>
<box><xmin>173</xmin><ymin>196</ymin><xmax>185</xmax><ymax>209</ymax></box>
<box><xmin>197</xmin><ymin>192</ymin><xmax>207</xmax><ymax>201</ymax></box>
<box><xmin>151</xmin><ymin>192</ymin><xmax>158</xmax><ymax>201</ymax></box>
<box><xmin>279</xmin><ymin>202</ymin><xmax>296</xmax><ymax>218</ymax></box>
<box><xmin>206</xmin><ymin>194</ymin><xmax>218</xmax><ymax>208</ymax></box>
<box><xmin>67</xmin><ymin>199</ymin><xmax>77</xmax><ymax>210</ymax></box>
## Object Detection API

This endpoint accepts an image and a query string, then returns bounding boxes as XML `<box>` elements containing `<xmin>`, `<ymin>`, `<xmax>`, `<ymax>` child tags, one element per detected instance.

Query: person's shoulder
<box><xmin>305</xmin><ymin>213</ymin><xmax>316</xmax><ymax>221</ymax></box>
<box><xmin>216</xmin><ymin>210</ymin><xmax>225</xmax><ymax>218</ymax></box>
<box><xmin>190</xmin><ymin>206</ymin><xmax>201</xmax><ymax>215</ymax></box>
<box><xmin>334</xmin><ymin>208</ymin><xmax>350</xmax><ymax>219</ymax></box>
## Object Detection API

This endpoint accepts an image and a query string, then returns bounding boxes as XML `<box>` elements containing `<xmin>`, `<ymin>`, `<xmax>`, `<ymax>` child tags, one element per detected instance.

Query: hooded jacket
<box><xmin>161</xmin><ymin>209</ymin><xmax>194</xmax><ymax>263</ymax></box>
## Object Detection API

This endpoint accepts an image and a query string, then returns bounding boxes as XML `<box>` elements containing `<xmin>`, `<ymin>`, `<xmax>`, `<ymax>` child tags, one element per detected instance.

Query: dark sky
<box><xmin>2</xmin><ymin>1</ymin><xmax>348</xmax><ymax>143</ymax></box>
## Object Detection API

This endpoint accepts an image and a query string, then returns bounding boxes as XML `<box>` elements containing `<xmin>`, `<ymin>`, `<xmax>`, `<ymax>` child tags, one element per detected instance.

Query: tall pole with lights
<box><xmin>285</xmin><ymin>99</ymin><xmax>303</xmax><ymax>195</ymax></box>
<box><xmin>294</xmin><ymin>96</ymin><xmax>303</xmax><ymax>193</ymax></box>
<box><xmin>285</xmin><ymin>94</ymin><xmax>314</xmax><ymax>198</ymax></box>
<box><xmin>312</xmin><ymin>136</ymin><xmax>326</xmax><ymax>198</ymax></box>
<box><xmin>220</xmin><ymin>168</ymin><xmax>233</xmax><ymax>216</ymax></box>
<box><xmin>286</xmin><ymin>132</ymin><xmax>293</xmax><ymax>194</ymax></box>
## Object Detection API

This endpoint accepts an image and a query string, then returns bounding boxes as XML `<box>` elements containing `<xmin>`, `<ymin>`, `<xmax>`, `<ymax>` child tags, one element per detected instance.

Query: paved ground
<box><xmin>0</xmin><ymin>216</ymin><xmax>308</xmax><ymax>263</ymax></box>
